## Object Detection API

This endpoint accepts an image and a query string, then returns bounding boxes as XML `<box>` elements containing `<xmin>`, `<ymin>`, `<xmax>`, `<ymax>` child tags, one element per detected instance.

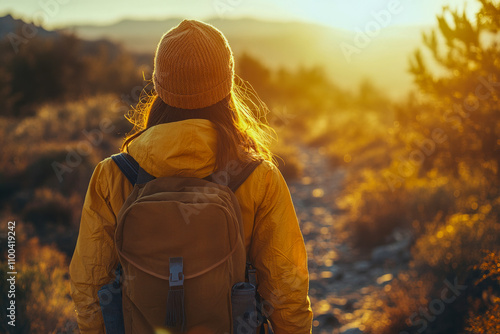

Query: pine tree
<box><xmin>409</xmin><ymin>0</ymin><xmax>500</xmax><ymax>186</ymax></box>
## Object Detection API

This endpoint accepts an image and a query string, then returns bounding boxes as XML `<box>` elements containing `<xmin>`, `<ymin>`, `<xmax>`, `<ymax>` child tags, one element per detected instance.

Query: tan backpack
<box><xmin>112</xmin><ymin>153</ymin><xmax>262</xmax><ymax>334</ymax></box>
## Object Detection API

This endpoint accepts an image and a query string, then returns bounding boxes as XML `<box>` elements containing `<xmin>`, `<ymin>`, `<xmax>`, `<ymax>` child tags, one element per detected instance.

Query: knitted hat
<box><xmin>152</xmin><ymin>19</ymin><xmax>234</xmax><ymax>109</ymax></box>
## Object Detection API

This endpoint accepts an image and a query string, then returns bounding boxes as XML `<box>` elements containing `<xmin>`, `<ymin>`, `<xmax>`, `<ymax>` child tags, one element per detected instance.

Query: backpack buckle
<box><xmin>246</xmin><ymin>262</ymin><xmax>257</xmax><ymax>287</ymax></box>
<box><xmin>169</xmin><ymin>257</ymin><xmax>184</xmax><ymax>287</ymax></box>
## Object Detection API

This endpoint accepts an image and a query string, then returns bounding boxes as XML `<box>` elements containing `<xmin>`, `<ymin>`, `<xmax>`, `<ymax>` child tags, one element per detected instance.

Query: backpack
<box><xmin>110</xmin><ymin>152</ymin><xmax>263</xmax><ymax>333</ymax></box>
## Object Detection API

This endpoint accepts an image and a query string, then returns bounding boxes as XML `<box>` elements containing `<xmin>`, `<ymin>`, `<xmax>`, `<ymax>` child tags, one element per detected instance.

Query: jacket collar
<box><xmin>127</xmin><ymin>119</ymin><xmax>217</xmax><ymax>178</ymax></box>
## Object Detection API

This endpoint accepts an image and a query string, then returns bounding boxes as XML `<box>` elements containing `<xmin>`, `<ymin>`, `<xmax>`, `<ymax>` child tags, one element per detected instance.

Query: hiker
<box><xmin>69</xmin><ymin>19</ymin><xmax>313</xmax><ymax>333</ymax></box>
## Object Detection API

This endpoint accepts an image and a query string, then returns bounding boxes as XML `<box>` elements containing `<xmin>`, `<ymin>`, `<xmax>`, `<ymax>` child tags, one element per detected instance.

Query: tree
<box><xmin>409</xmin><ymin>0</ymin><xmax>500</xmax><ymax>186</ymax></box>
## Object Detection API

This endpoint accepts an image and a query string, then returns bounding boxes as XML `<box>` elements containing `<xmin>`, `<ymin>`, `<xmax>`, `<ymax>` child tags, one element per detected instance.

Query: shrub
<box><xmin>0</xmin><ymin>223</ymin><xmax>77</xmax><ymax>333</ymax></box>
<box><xmin>466</xmin><ymin>252</ymin><xmax>500</xmax><ymax>333</ymax></box>
<box><xmin>411</xmin><ymin>204</ymin><xmax>500</xmax><ymax>279</ymax></box>
<box><xmin>337</xmin><ymin>168</ymin><xmax>458</xmax><ymax>249</ymax></box>
<box><xmin>361</xmin><ymin>272</ymin><xmax>434</xmax><ymax>334</ymax></box>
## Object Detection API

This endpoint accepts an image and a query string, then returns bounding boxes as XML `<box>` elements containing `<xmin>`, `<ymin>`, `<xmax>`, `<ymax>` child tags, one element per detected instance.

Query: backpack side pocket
<box><xmin>231</xmin><ymin>282</ymin><xmax>259</xmax><ymax>334</ymax></box>
<box><xmin>97</xmin><ymin>264</ymin><xmax>125</xmax><ymax>334</ymax></box>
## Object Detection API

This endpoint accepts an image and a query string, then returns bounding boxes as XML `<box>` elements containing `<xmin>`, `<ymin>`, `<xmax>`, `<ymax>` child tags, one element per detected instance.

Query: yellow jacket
<box><xmin>69</xmin><ymin>119</ymin><xmax>313</xmax><ymax>333</ymax></box>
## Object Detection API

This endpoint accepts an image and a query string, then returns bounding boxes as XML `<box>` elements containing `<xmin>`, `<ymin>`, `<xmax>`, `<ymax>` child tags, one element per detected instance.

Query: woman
<box><xmin>69</xmin><ymin>19</ymin><xmax>312</xmax><ymax>333</ymax></box>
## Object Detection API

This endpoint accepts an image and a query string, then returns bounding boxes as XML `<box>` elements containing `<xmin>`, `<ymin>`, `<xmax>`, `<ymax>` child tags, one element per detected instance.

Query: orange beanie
<box><xmin>152</xmin><ymin>19</ymin><xmax>234</xmax><ymax>109</ymax></box>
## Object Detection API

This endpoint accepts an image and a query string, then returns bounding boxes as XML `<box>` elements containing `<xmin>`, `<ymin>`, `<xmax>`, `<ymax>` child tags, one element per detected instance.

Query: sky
<box><xmin>0</xmin><ymin>0</ymin><xmax>480</xmax><ymax>30</ymax></box>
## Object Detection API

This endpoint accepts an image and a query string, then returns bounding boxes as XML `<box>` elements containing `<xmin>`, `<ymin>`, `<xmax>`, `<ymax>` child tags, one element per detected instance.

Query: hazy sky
<box><xmin>1</xmin><ymin>0</ymin><xmax>480</xmax><ymax>30</ymax></box>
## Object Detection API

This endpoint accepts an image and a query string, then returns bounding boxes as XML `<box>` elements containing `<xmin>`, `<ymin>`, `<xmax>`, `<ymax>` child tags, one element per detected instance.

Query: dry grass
<box><xmin>0</xmin><ymin>222</ymin><xmax>77</xmax><ymax>333</ymax></box>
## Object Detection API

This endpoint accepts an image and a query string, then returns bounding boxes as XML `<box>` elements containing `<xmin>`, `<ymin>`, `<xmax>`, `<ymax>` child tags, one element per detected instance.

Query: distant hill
<box><xmin>0</xmin><ymin>14</ymin><xmax>59</xmax><ymax>40</ymax></box>
<box><xmin>63</xmin><ymin>18</ymin><xmax>431</xmax><ymax>98</ymax></box>
<box><xmin>0</xmin><ymin>14</ymin><xmax>152</xmax><ymax>67</ymax></box>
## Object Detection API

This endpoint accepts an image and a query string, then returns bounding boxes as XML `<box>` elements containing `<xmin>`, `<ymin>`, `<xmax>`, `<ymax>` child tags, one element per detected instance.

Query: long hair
<box><xmin>121</xmin><ymin>77</ymin><xmax>276</xmax><ymax>171</ymax></box>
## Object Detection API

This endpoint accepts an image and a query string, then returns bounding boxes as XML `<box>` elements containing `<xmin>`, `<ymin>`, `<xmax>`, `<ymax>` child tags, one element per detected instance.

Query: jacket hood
<box><xmin>127</xmin><ymin>119</ymin><xmax>217</xmax><ymax>178</ymax></box>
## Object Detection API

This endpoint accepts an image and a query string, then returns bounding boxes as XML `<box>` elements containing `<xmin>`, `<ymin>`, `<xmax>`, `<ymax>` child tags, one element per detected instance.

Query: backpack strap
<box><xmin>111</xmin><ymin>153</ymin><xmax>139</xmax><ymax>185</ymax></box>
<box><xmin>111</xmin><ymin>152</ymin><xmax>262</xmax><ymax>192</ymax></box>
<box><xmin>204</xmin><ymin>159</ymin><xmax>262</xmax><ymax>193</ymax></box>
<box><xmin>228</xmin><ymin>160</ymin><xmax>262</xmax><ymax>193</ymax></box>
<box><xmin>111</xmin><ymin>153</ymin><xmax>155</xmax><ymax>185</ymax></box>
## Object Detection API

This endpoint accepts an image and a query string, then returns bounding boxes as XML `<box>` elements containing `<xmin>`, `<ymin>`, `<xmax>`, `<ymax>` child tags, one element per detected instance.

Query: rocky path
<box><xmin>288</xmin><ymin>146</ymin><xmax>411</xmax><ymax>334</ymax></box>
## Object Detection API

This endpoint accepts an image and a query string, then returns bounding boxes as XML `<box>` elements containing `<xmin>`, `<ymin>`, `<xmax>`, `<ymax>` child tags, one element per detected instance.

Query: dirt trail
<box><xmin>288</xmin><ymin>146</ymin><xmax>408</xmax><ymax>334</ymax></box>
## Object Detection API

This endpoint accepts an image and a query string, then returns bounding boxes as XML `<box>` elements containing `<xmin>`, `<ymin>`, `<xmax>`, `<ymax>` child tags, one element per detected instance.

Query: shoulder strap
<box><xmin>111</xmin><ymin>153</ymin><xmax>261</xmax><ymax>191</ymax></box>
<box><xmin>111</xmin><ymin>153</ymin><xmax>139</xmax><ymax>185</ymax></box>
<box><xmin>217</xmin><ymin>160</ymin><xmax>262</xmax><ymax>193</ymax></box>
<box><xmin>111</xmin><ymin>153</ymin><xmax>155</xmax><ymax>185</ymax></box>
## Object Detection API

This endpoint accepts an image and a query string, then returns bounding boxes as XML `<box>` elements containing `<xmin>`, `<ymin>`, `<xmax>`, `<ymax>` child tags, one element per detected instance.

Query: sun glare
<box><xmin>285</xmin><ymin>0</ymin><xmax>482</xmax><ymax>31</ymax></box>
